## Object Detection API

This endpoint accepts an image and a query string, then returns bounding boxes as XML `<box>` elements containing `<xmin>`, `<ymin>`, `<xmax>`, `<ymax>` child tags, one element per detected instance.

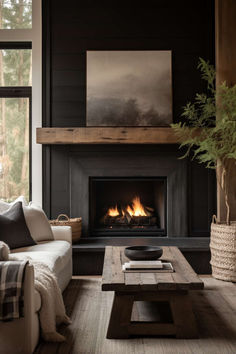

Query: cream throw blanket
<box><xmin>9</xmin><ymin>254</ymin><xmax>70</xmax><ymax>342</ymax></box>
<box><xmin>31</xmin><ymin>260</ymin><xmax>71</xmax><ymax>342</ymax></box>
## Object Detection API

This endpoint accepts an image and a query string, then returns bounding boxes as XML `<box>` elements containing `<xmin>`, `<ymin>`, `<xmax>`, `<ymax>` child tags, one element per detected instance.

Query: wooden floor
<box><xmin>35</xmin><ymin>276</ymin><xmax>236</xmax><ymax>354</ymax></box>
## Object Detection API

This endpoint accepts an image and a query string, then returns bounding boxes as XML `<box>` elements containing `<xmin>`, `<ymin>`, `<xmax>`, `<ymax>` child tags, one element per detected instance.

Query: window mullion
<box><xmin>0</xmin><ymin>42</ymin><xmax>32</xmax><ymax>49</ymax></box>
<box><xmin>0</xmin><ymin>87</ymin><xmax>32</xmax><ymax>98</ymax></box>
<box><xmin>0</xmin><ymin>29</ymin><xmax>32</xmax><ymax>41</ymax></box>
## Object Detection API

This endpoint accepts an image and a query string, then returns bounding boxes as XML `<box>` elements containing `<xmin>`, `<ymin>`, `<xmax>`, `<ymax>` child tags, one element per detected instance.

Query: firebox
<box><xmin>89</xmin><ymin>177</ymin><xmax>167</xmax><ymax>236</ymax></box>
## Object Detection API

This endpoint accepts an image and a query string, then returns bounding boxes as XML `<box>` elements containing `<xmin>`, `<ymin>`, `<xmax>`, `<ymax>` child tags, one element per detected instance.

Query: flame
<box><xmin>107</xmin><ymin>196</ymin><xmax>148</xmax><ymax>217</ymax></box>
<box><xmin>107</xmin><ymin>205</ymin><xmax>119</xmax><ymax>217</ymax></box>
<box><xmin>127</xmin><ymin>205</ymin><xmax>134</xmax><ymax>216</ymax></box>
<box><xmin>128</xmin><ymin>196</ymin><xmax>147</xmax><ymax>216</ymax></box>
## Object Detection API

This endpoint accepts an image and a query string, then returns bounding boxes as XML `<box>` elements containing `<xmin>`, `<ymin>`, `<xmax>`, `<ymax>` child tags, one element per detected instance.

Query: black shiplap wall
<box><xmin>43</xmin><ymin>0</ymin><xmax>215</xmax><ymax>127</ymax></box>
<box><xmin>42</xmin><ymin>0</ymin><xmax>216</xmax><ymax>237</ymax></box>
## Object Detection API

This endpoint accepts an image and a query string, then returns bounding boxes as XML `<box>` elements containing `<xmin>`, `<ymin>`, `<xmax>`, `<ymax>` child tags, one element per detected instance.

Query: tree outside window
<box><xmin>0</xmin><ymin>0</ymin><xmax>32</xmax><ymax>29</ymax></box>
<box><xmin>0</xmin><ymin>0</ymin><xmax>32</xmax><ymax>202</ymax></box>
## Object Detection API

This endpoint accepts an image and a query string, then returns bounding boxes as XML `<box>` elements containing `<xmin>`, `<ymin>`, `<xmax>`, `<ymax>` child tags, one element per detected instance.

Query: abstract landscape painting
<box><xmin>86</xmin><ymin>51</ymin><xmax>172</xmax><ymax>126</ymax></box>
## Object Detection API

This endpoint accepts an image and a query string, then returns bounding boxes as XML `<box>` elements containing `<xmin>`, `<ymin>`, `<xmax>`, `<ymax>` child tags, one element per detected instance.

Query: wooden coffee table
<box><xmin>102</xmin><ymin>246</ymin><xmax>204</xmax><ymax>339</ymax></box>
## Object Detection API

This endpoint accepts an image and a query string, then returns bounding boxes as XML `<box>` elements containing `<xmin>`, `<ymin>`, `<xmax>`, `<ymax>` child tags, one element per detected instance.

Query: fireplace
<box><xmin>89</xmin><ymin>177</ymin><xmax>167</xmax><ymax>236</ymax></box>
<box><xmin>68</xmin><ymin>145</ymin><xmax>211</xmax><ymax>237</ymax></box>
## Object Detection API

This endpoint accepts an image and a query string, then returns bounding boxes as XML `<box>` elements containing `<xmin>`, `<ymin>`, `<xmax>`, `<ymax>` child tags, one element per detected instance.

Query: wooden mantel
<box><xmin>36</xmin><ymin>127</ymin><xmax>179</xmax><ymax>145</ymax></box>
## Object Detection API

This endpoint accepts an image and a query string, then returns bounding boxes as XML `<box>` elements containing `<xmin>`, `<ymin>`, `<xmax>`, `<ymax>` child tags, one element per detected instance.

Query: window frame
<box><xmin>0</xmin><ymin>0</ymin><xmax>42</xmax><ymax>205</ymax></box>
<box><xmin>0</xmin><ymin>42</ymin><xmax>32</xmax><ymax>200</ymax></box>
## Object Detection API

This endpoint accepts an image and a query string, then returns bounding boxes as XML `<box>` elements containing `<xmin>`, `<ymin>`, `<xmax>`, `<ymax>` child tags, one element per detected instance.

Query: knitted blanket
<box><xmin>32</xmin><ymin>260</ymin><xmax>71</xmax><ymax>341</ymax></box>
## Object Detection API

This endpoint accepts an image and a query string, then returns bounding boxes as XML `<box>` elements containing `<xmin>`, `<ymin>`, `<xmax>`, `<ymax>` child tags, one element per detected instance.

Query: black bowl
<box><xmin>124</xmin><ymin>246</ymin><xmax>163</xmax><ymax>261</ymax></box>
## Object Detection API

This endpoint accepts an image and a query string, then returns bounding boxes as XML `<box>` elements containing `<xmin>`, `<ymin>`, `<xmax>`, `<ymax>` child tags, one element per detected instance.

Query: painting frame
<box><xmin>86</xmin><ymin>50</ymin><xmax>173</xmax><ymax>127</ymax></box>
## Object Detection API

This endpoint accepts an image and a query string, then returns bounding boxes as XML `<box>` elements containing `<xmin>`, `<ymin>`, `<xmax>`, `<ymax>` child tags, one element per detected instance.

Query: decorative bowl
<box><xmin>124</xmin><ymin>246</ymin><xmax>163</xmax><ymax>261</ymax></box>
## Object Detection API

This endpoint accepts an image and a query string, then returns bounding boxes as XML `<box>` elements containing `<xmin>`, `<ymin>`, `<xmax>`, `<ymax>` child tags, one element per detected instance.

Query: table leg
<box><xmin>106</xmin><ymin>291</ymin><xmax>199</xmax><ymax>339</ymax></box>
<box><xmin>170</xmin><ymin>293</ymin><xmax>198</xmax><ymax>339</ymax></box>
<box><xmin>107</xmin><ymin>292</ymin><xmax>134</xmax><ymax>339</ymax></box>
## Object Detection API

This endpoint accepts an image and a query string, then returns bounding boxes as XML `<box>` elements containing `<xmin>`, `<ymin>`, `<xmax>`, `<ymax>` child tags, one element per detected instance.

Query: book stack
<box><xmin>122</xmin><ymin>260</ymin><xmax>174</xmax><ymax>273</ymax></box>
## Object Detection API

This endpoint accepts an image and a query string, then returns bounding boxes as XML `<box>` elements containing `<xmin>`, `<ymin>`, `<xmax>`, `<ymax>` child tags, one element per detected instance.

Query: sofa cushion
<box><xmin>0</xmin><ymin>198</ymin><xmax>54</xmax><ymax>243</ymax></box>
<box><xmin>23</xmin><ymin>203</ymin><xmax>54</xmax><ymax>242</ymax></box>
<box><xmin>11</xmin><ymin>240</ymin><xmax>71</xmax><ymax>277</ymax></box>
<box><xmin>0</xmin><ymin>202</ymin><xmax>36</xmax><ymax>249</ymax></box>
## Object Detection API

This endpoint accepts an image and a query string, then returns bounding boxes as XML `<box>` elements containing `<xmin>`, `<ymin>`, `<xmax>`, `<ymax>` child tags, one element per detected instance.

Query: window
<box><xmin>0</xmin><ymin>94</ymin><xmax>31</xmax><ymax>201</ymax></box>
<box><xmin>0</xmin><ymin>12</ymin><xmax>32</xmax><ymax>202</ymax></box>
<box><xmin>0</xmin><ymin>48</ymin><xmax>32</xmax><ymax>86</ymax></box>
<box><xmin>0</xmin><ymin>0</ymin><xmax>42</xmax><ymax>205</ymax></box>
<box><xmin>0</xmin><ymin>0</ymin><xmax>32</xmax><ymax>29</ymax></box>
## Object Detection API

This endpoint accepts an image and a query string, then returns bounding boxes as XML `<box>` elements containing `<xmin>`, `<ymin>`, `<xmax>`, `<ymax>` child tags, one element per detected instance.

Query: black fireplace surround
<box><xmin>71</xmin><ymin>148</ymin><xmax>187</xmax><ymax>237</ymax></box>
<box><xmin>67</xmin><ymin>145</ymin><xmax>207</xmax><ymax>238</ymax></box>
<box><xmin>47</xmin><ymin>145</ymin><xmax>215</xmax><ymax>239</ymax></box>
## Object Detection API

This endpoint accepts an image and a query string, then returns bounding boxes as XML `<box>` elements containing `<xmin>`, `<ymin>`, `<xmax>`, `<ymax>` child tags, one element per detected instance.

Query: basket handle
<box><xmin>56</xmin><ymin>214</ymin><xmax>70</xmax><ymax>222</ymax></box>
<box><xmin>212</xmin><ymin>214</ymin><xmax>218</xmax><ymax>224</ymax></box>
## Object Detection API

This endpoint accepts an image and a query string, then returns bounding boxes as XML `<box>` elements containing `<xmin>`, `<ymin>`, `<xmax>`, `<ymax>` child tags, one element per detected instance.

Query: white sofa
<box><xmin>0</xmin><ymin>225</ymin><xmax>72</xmax><ymax>354</ymax></box>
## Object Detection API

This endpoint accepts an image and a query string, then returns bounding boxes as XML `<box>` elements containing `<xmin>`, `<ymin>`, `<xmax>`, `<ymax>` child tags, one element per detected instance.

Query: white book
<box><xmin>122</xmin><ymin>262</ymin><xmax>174</xmax><ymax>273</ymax></box>
<box><xmin>126</xmin><ymin>260</ymin><xmax>163</xmax><ymax>269</ymax></box>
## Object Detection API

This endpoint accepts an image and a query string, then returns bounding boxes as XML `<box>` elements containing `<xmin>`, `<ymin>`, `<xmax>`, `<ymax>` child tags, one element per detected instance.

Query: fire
<box><xmin>128</xmin><ymin>196</ymin><xmax>147</xmax><ymax>217</ymax></box>
<box><xmin>126</xmin><ymin>205</ymin><xmax>134</xmax><ymax>216</ymax></box>
<box><xmin>107</xmin><ymin>205</ymin><xmax>119</xmax><ymax>217</ymax></box>
<box><xmin>107</xmin><ymin>196</ymin><xmax>148</xmax><ymax>217</ymax></box>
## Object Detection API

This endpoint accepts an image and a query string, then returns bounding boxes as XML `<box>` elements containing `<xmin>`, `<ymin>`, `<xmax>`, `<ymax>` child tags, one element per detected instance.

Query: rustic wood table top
<box><xmin>102</xmin><ymin>246</ymin><xmax>204</xmax><ymax>292</ymax></box>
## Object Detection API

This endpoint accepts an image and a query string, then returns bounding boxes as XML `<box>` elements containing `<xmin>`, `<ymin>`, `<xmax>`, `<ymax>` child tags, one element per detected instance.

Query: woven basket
<box><xmin>210</xmin><ymin>215</ymin><xmax>236</xmax><ymax>282</ymax></box>
<box><xmin>50</xmin><ymin>214</ymin><xmax>82</xmax><ymax>243</ymax></box>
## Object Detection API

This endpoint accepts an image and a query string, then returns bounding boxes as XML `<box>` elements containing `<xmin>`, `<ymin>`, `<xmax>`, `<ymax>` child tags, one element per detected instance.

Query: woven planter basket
<box><xmin>210</xmin><ymin>215</ymin><xmax>236</xmax><ymax>282</ymax></box>
<box><xmin>50</xmin><ymin>214</ymin><xmax>82</xmax><ymax>243</ymax></box>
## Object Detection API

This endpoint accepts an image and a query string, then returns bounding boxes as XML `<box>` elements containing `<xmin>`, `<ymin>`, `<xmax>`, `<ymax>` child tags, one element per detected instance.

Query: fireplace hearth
<box><xmin>89</xmin><ymin>177</ymin><xmax>167</xmax><ymax>236</ymax></box>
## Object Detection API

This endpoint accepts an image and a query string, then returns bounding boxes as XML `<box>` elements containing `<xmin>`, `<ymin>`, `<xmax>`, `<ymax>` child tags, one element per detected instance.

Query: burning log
<box><xmin>100</xmin><ymin>196</ymin><xmax>158</xmax><ymax>228</ymax></box>
<box><xmin>123</xmin><ymin>210</ymin><xmax>132</xmax><ymax>224</ymax></box>
<box><xmin>144</xmin><ymin>206</ymin><xmax>154</xmax><ymax>217</ymax></box>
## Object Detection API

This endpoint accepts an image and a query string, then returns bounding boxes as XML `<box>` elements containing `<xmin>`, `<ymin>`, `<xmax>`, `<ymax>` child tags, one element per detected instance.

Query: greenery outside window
<box><xmin>0</xmin><ymin>0</ymin><xmax>41</xmax><ymax>205</ymax></box>
<box><xmin>0</xmin><ymin>48</ymin><xmax>32</xmax><ymax>86</ymax></box>
<box><xmin>0</xmin><ymin>0</ymin><xmax>32</xmax><ymax>29</ymax></box>
<box><xmin>0</xmin><ymin>43</ymin><xmax>32</xmax><ymax>202</ymax></box>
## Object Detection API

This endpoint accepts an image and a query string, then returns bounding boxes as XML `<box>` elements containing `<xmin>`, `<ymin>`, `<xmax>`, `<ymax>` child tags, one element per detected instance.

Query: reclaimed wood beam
<box><xmin>36</xmin><ymin>127</ymin><xmax>179</xmax><ymax>145</ymax></box>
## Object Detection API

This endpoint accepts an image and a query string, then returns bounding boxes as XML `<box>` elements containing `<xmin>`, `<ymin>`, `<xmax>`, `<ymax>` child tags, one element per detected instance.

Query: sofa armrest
<box><xmin>51</xmin><ymin>225</ymin><xmax>72</xmax><ymax>244</ymax></box>
<box><xmin>0</xmin><ymin>263</ymin><xmax>39</xmax><ymax>354</ymax></box>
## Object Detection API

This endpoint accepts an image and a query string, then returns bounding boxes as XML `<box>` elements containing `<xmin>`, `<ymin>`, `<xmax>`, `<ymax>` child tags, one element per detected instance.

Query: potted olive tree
<box><xmin>171</xmin><ymin>58</ymin><xmax>236</xmax><ymax>282</ymax></box>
